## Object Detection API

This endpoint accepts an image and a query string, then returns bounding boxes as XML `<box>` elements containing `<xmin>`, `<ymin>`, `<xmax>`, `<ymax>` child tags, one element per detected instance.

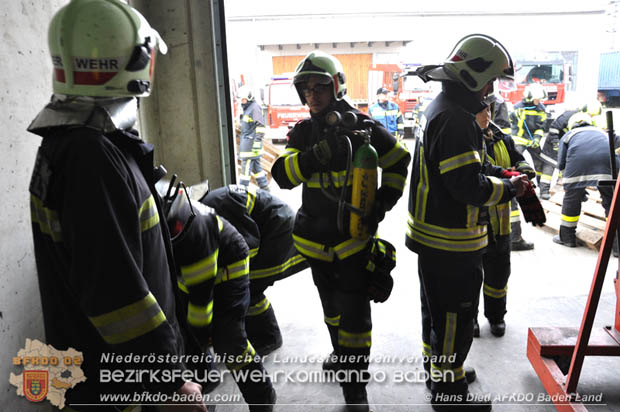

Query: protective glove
<box><xmin>531</xmin><ymin>137</ymin><xmax>541</xmax><ymax>149</ymax></box>
<box><xmin>516</xmin><ymin>181</ymin><xmax>546</xmax><ymax>227</ymax></box>
<box><xmin>311</xmin><ymin>136</ymin><xmax>347</xmax><ymax>166</ymax></box>
<box><xmin>515</xmin><ymin>162</ymin><xmax>537</xmax><ymax>180</ymax></box>
<box><xmin>366</xmin><ymin>238</ymin><xmax>396</xmax><ymax>303</ymax></box>
<box><xmin>362</xmin><ymin>197</ymin><xmax>387</xmax><ymax>236</ymax></box>
<box><xmin>501</xmin><ymin>170</ymin><xmax>521</xmax><ymax>178</ymax></box>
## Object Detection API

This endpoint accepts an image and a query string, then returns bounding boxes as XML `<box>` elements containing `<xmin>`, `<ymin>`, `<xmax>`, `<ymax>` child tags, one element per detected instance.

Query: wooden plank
<box><xmin>541</xmin><ymin>200</ymin><xmax>606</xmax><ymax>231</ymax></box>
<box><xmin>541</xmin><ymin>203</ymin><xmax>603</xmax><ymax>250</ymax></box>
<box><xmin>235</xmin><ymin>136</ymin><xmax>281</xmax><ymax>184</ymax></box>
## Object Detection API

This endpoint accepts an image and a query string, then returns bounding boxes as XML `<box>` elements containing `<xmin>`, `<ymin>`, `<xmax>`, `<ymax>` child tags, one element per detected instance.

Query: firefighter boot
<box><xmin>511</xmin><ymin>236</ymin><xmax>534</xmax><ymax>251</ymax></box>
<box><xmin>342</xmin><ymin>383</ymin><xmax>369</xmax><ymax>412</ymax></box>
<box><xmin>489</xmin><ymin>319</ymin><xmax>506</xmax><ymax>337</ymax></box>
<box><xmin>245</xmin><ymin>303</ymin><xmax>283</xmax><ymax>356</ymax></box>
<box><xmin>539</xmin><ymin>182</ymin><xmax>551</xmax><ymax>200</ymax></box>
<box><xmin>426</xmin><ymin>367</ymin><xmax>477</xmax><ymax>389</ymax></box>
<box><xmin>553</xmin><ymin>226</ymin><xmax>577</xmax><ymax>248</ymax></box>
<box><xmin>322</xmin><ymin>350</ymin><xmax>341</xmax><ymax>372</ymax></box>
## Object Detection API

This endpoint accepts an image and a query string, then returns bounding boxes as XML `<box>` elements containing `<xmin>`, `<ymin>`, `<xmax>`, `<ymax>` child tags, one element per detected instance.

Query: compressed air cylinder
<box><xmin>350</xmin><ymin>140</ymin><xmax>378</xmax><ymax>239</ymax></box>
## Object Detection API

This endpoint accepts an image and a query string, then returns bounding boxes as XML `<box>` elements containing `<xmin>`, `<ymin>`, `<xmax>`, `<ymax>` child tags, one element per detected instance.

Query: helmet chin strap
<box><xmin>28</xmin><ymin>95</ymin><xmax>138</xmax><ymax>134</ymax></box>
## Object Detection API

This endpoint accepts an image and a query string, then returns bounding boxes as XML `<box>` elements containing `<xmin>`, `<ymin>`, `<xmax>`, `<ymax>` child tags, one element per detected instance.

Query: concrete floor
<box><xmin>210</xmin><ymin>170</ymin><xmax>620</xmax><ymax>411</ymax></box>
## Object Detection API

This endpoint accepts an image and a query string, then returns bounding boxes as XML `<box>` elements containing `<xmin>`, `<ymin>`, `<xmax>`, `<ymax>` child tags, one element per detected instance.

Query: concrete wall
<box><xmin>0</xmin><ymin>2</ymin><xmax>69</xmax><ymax>410</ymax></box>
<box><xmin>133</xmin><ymin>0</ymin><xmax>234</xmax><ymax>188</ymax></box>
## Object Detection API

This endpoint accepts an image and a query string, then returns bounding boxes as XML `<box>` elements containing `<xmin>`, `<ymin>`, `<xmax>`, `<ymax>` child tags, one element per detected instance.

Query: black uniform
<box><xmin>556</xmin><ymin>126</ymin><xmax>620</xmax><ymax>244</ymax></box>
<box><xmin>407</xmin><ymin>82</ymin><xmax>516</xmax><ymax>395</ymax></box>
<box><xmin>28</xmin><ymin>126</ymin><xmax>194</xmax><ymax>409</ymax></box>
<box><xmin>201</xmin><ymin>184</ymin><xmax>309</xmax><ymax>355</ymax></box>
<box><xmin>239</xmin><ymin>100</ymin><xmax>269</xmax><ymax>189</ymax></box>
<box><xmin>272</xmin><ymin>99</ymin><xmax>410</xmax><ymax>392</ymax></box>
<box><xmin>171</xmin><ymin>207</ymin><xmax>275</xmax><ymax>410</ymax></box>
<box><xmin>539</xmin><ymin>109</ymin><xmax>580</xmax><ymax>195</ymax></box>
<box><xmin>481</xmin><ymin>125</ymin><xmax>529</xmax><ymax>323</ymax></box>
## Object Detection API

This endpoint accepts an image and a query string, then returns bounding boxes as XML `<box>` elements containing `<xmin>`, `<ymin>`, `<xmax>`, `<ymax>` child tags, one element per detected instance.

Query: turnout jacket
<box><xmin>484</xmin><ymin>125</ymin><xmax>529</xmax><ymax>238</ymax></box>
<box><xmin>239</xmin><ymin>100</ymin><xmax>266</xmax><ymax>160</ymax></box>
<box><xmin>272</xmin><ymin>100</ymin><xmax>411</xmax><ymax>262</ymax></box>
<box><xmin>29</xmin><ymin>126</ymin><xmax>187</xmax><ymax>403</ymax></box>
<box><xmin>369</xmin><ymin>100</ymin><xmax>405</xmax><ymax>137</ymax></box>
<box><xmin>172</xmin><ymin>210</ymin><xmax>250</xmax><ymax>338</ymax></box>
<box><xmin>558</xmin><ymin>126</ymin><xmax>620</xmax><ymax>190</ymax></box>
<box><xmin>406</xmin><ymin>82</ymin><xmax>516</xmax><ymax>254</ymax></box>
<box><xmin>544</xmin><ymin>109</ymin><xmax>580</xmax><ymax>159</ymax></box>
<box><xmin>201</xmin><ymin>184</ymin><xmax>308</xmax><ymax>285</ymax></box>
<box><xmin>510</xmin><ymin>99</ymin><xmax>547</xmax><ymax>146</ymax></box>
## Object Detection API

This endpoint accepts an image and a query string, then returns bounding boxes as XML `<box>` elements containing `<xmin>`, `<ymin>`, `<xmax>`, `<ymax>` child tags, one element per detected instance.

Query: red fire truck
<box><xmin>499</xmin><ymin>55</ymin><xmax>570</xmax><ymax>107</ymax></box>
<box><xmin>263</xmin><ymin>74</ymin><xmax>309</xmax><ymax>143</ymax></box>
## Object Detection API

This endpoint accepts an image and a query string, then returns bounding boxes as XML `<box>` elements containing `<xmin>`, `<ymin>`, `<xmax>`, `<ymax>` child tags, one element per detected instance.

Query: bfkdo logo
<box><xmin>24</xmin><ymin>370</ymin><xmax>49</xmax><ymax>402</ymax></box>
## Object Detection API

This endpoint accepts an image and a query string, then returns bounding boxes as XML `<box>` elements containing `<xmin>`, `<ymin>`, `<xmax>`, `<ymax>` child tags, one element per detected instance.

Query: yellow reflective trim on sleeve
<box><xmin>324</xmin><ymin>314</ymin><xmax>341</xmax><ymax>327</ymax></box>
<box><xmin>247</xmin><ymin>297</ymin><xmax>270</xmax><ymax>317</ymax></box>
<box><xmin>246</xmin><ymin>187</ymin><xmax>257</xmax><ymax>214</ymax></box>
<box><xmin>293</xmin><ymin>234</ymin><xmax>334</xmax><ymax>261</ymax></box>
<box><xmin>338</xmin><ymin>329</ymin><xmax>372</xmax><ymax>348</ymax></box>
<box><xmin>438</xmin><ymin>151</ymin><xmax>481</xmax><ymax>174</ymax></box>
<box><xmin>283</xmin><ymin>152</ymin><xmax>307</xmax><ymax>186</ymax></box>
<box><xmin>381</xmin><ymin>172</ymin><xmax>406</xmax><ymax>192</ymax></box>
<box><xmin>333</xmin><ymin>237</ymin><xmax>370</xmax><ymax>260</ymax></box>
<box><xmin>138</xmin><ymin>195</ymin><xmax>160</xmax><ymax>232</ymax></box>
<box><xmin>378</xmin><ymin>141</ymin><xmax>409</xmax><ymax>168</ymax></box>
<box><xmin>415</xmin><ymin>145</ymin><xmax>430</xmax><ymax>221</ymax></box>
<box><xmin>89</xmin><ymin>292</ymin><xmax>166</xmax><ymax>345</ymax></box>
<box><xmin>187</xmin><ymin>300</ymin><xmax>213</xmax><ymax>327</ymax></box>
<box><xmin>215</xmin><ymin>257</ymin><xmax>249</xmax><ymax>285</ymax></box>
<box><xmin>216</xmin><ymin>215</ymin><xmax>223</xmax><ymax>232</ymax></box>
<box><xmin>30</xmin><ymin>194</ymin><xmax>63</xmax><ymax>242</ymax></box>
<box><xmin>242</xmin><ymin>114</ymin><xmax>253</xmax><ymax>123</ymax></box>
<box><xmin>181</xmin><ymin>250</ymin><xmax>218</xmax><ymax>286</ymax></box>
<box><xmin>483</xmin><ymin>283</ymin><xmax>507</xmax><ymax>299</ymax></box>
<box><xmin>512</xmin><ymin>136</ymin><xmax>532</xmax><ymax>146</ymax></box>
<box><xmin>483</xmin><ymin>176</ymin><xmax>505</xmax><ymax>206</ymax></box>
<box><xmin>225</xmin><ymin>340</ymin><xmax>256</xmax><ymax>371</ymax></box>
<box><xmin>250</xmin><ymin>254</ymin><xmax>307</xmax><ymax>280</ymax></box>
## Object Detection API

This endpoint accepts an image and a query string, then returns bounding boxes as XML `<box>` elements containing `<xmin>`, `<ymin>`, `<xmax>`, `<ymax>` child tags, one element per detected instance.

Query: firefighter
<box><xmin>409</xmin><ymin>34</ymin><xmax>528</xmax><ymax>411</ymax></box>
<box><xmin>474</xmin><ymin>100</ymin><xmax>535</xmax><ymax>339</ymax></box>
<box><xmin>369</xmin><ymin>87</ymin><xmax>405</xmax><ymax>139</ymax></box>
<box><xmin>200</xmin><ymin>184</ymin><xmax>309</xmax><ymax>356</ymax></box>
<box><xmin>539</xmin><ymin>101</ymin><xmax>602</xmax><ymax>200</ymax></box>
<box><xmin>27</xmin><ymin>1</ymin><xmax>207</xmax><ymax>410</ymax></box>
<box><xmin>509</xmin><ymin>83</ymin><xmax>549</xmax><ymax>250</ymax></box>
<box><xmin>238</xmin><ymin>86</ymin><xmax>269</xmax><ymax>190</ymax></box>
<box><xmin>271</xmin><ymin>50</ymin><xmax>410</xmax><ymax>412</ymax></box>
<box><xmin>553</xmin><ymin>112</ymin><xmax>619</xmax><ymax>248</ymax></box>
<box><xmin>162</xmin><ymin>183</ymin><xmax>276</xmax><ymax>411</ymax></box>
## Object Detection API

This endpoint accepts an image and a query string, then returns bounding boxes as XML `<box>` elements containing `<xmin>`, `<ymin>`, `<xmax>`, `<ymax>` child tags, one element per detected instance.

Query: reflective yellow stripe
<box><xmin>247</xmin><ymin>297</ymin><xmax>270</xmax><ymax>317</ymax></box>
<box><xmin>430</xmin><ymin>363</ymin><xmax>466</xmax><ymax>381</ymax></box>
<box><xmin>216</xmin><ymin>215</ymin><xmax>223</xmax><ymax>232</ymax></box>
<box><xmin>226</xmin><ymin>340</ymin><xmax>256</xmax><ymax>371</ymax></box>
<box><xmin>540</xmin><ymin>173</ymin><xmax>553</xmax><ymax>184</ymax></box>
<box><xmin>89</xmin><ymin>292</ymin><xmax>166</xmax><ymax>344</ymax></box>
<box><xmin>422</xmin><ymin>341</ymin><xmax>431</xmax><ymax>357</ymax></box>
<box><xmin>338</xmin><ymin>329</ymin><xmax>372</xmax><ymax>348</ymax></box>
<box><xmin>138</xmin><ymin>195</ymin><xmax>160</xmax><ymax>232</ymax></box>
<box><xmin>378</xmin><ymin>141</ymin><xmax>409</xmax><ymax>168</ymax></box>
<box><xmin>442</xmin><ymin>313</ymin><xmax>457</xmax><ymax>366</ymax></box>
<box><xmin>496</xmin><ymin>202</ymin><xmax>511</xmax><ymax>235</ymax></box>
<box><xmin>215</xmin><ymin>257</ymin><xmax>249</xmax><ymax>285</ymax></box>
<box><xmin>333</xmin><ymin>237</ymin><xmax>370</xmax><ymax>260</ymax></box>
<box><xmin>439</xmin><ymin>151</ymin><xmax>481</xmax><ymax>174</ymax></box>
<box><xmin>493</xmin><ymin>140</ymin><xmax>511</xmax><ymax>169</ymax></box>
<box><xmin>407</xmin><ymin>222</ymin><xmax>488</xmax><ymax>252</ymax></box>
<box><xmin>30</xmin><ymin>194</ymin><xmax>62</xmax><ymax>242</ymax></box>
<box><xmin>324</xmin><ymin>314</ymin><xmax>341</xmax><ymax>327</ymax></box>
<box><xmin>293</xmin><ymin>234</ymin><xmax>334</xmax><ymax>261</ymax></box>
<box><xmin>181</xmin><ymin>251</ymin><xmax>218</xmax><ymax>286</ymax></box>
<box><xmin>512</xmin><ymin>136</ymin><xmax>532</xmax><ymax>146</ymax></box>
<box><xmin>187</xmin><ymin>300</ymin><xmax>213</xmax><ymax>327</ymax></box>
<box><xmin>255</xmin><ymin>126</ymin><xmax>266</xmax><ymax>134</ymax></box>
<box><xmin>408</xmin><ymin>213</ymin><xmax>486</xmax><ymax>239</ymax></box>
<box><xmin>281</xmin><ymin>151</ymin><xmax>307</xmax><ymax>186</ymax></box>
<box><xmin>483</xmin><ymin>283</ymin><xmax>507</xmax><ymax>299</ymax></box>
<box><xmin>484</xmin><ymin>176</ymin><xmax>505</xmax><ymax>206</ymax></box>
<box><xmin>249</xmin><ymin>247</ymin><xmax>259</xmax><ymax>258</ymax></box>
<box><xmin>242</xmin><ymin>115</ymin><xmax>253</xmax><ymax>122</ymax></box>
<box><xmin>177</xmin><ymin>280</ymin><xmax>189</xmax><ymax>294</ymax></box>
<box><xmin>246</xmin><ymin>187</ymin><xmax>257</xmax><ymax>214</ymax></box>
<box><xmin>561</xmin><ymin>214</ymin><xmax>580</xmax><ymax>227</ymax></box>
<box><xmin>250</xmin><ymin>254</ymin><xmax>306</xmax><ymax>280</ymax></box>
<box><xmin>415</xmin><ymin>145</ymin><xmax>430</xmax><ymax>221</ymax></box>
<box><xmin>382</xmin><ymin>172</ymin><xmax>406</xmax><ymax>192</ymax></box>
<box><xmin>307</xmin><ymin>171</ymin><xmax>352</xmax><ymax>188</ymax></box>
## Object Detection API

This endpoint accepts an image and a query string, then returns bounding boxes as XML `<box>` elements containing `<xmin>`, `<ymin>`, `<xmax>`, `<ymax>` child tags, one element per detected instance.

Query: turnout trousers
<box><xmin>419</xmin><ymin>250</ymin><xmax>483</xmax><ymax>395</ymax></box>
<box><xmin>481</xmin><ymin>235</ymin><xmax>511</xmax><ymax>322</ymax></box>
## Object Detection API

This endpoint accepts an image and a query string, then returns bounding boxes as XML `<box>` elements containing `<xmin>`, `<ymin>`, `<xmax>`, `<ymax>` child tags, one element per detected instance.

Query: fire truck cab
<box><xmin>263</xmin><ymin>74</ymin><xmax>309</xmax><ymax>143</ymax></box>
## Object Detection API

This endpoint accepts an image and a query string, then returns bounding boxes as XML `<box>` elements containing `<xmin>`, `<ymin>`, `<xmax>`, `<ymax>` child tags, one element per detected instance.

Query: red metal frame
<box><xmin>527</xmin><ymin>165</ymin><xmax>620</xmax><ymax>410</ymax></box>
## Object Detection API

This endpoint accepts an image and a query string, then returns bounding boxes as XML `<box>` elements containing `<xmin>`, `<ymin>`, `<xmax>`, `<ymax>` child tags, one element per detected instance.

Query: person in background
<box><xmin>553</xmin><ymin>112</ymin><xmax>619</xmax><ymax>250</ymax></box>
<box><xmin>238</xmin><ymin>86</ymin><xmax>270</xmax><ymax>191</ymax></box>
<box><xmin>369</xmin><ymin>87</ymin><xmax>405</xmax><ymax>139</ymax></box>
<box><xmin>27</xmin><ymin>0</ymin><xmax>206</xmax><ymax>410</ymax></box>
<box><xmin>509</xmin><ymin>83</ymin><xmax>549</xmax><ymax>251</ymax></box>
